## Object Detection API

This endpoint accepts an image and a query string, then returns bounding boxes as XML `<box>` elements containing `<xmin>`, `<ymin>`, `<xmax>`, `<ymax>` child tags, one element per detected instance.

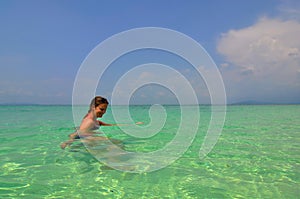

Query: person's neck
<box><xmin>87</xmin><ymin>111</ymin><xmax>97</xmax><ymax>121</ymax></box>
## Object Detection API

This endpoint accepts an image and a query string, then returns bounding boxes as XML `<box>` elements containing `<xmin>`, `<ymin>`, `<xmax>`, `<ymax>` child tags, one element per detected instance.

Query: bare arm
<box><xmin>98</xmin><ymin>120</ymin><xmax>143</xmax><ymax>126</ymax></box>
<box><xmin>98</xmin><ymin>120</ymin><xmax>115</xmax><ymax>126</ymax></box>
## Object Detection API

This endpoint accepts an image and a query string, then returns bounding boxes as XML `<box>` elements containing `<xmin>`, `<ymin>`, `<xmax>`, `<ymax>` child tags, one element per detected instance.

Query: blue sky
<box><xmin>0</xmin><ymin>0</ymin><xmax>299</xmax><ymax>104</ymax></box>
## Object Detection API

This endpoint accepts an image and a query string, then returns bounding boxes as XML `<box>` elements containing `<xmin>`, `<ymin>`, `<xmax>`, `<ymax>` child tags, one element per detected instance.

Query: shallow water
<box><xmin>0</xmin><ymin>105</ymin><xmax>299</xmax><ymax>198</ymax></box>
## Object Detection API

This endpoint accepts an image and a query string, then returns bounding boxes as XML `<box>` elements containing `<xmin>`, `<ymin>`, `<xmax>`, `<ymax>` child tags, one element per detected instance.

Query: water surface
<box><xmin>0</xmin><ymin>105</ymin><xmax>299</xmax><ymax>198</ymax></box>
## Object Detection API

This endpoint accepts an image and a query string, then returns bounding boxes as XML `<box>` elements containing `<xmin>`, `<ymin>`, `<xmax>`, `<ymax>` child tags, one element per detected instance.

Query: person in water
<box><xmin>60</xmin><ymin>96</ymin><xmax>141</xmax><ymax>149</ymax></box>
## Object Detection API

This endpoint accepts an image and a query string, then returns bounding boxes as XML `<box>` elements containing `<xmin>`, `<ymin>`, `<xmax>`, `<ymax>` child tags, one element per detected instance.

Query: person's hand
<box><xmin>135</xmin><ymin>122</ymin><xmax>143</xmax><ymax>125</ymax></box>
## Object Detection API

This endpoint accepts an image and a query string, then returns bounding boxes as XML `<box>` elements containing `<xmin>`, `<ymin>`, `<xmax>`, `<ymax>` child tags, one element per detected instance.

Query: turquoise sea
<box><xmin>0</xmin><ymin>105</ymin><xmax>299</xmax><ymax>198</ymax></box>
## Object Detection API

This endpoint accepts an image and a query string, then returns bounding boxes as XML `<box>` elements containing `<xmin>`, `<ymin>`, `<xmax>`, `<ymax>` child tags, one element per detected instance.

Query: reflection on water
<box><xmin>0</xmin><ymin>105</ymin><xmax>299</xmax><ymax>198</ymax></box>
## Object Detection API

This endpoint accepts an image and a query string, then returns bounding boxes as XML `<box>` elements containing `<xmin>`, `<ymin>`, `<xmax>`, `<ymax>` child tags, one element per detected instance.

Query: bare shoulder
<box><xmin>80</xmin><ymin>117</ymin><xmax>95</xmax><ymax>131</ymax></box>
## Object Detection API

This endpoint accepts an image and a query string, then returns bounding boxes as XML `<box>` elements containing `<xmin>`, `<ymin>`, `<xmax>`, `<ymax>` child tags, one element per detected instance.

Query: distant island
<box><xmin>230</xmin><ymin>100</ymin><xmax>299</xmax><ymax>105</ymax></box>
<box><xmin>1</xmin><ymin>101</ymin><xmax>299</xmax><ymax>106</ymax></box>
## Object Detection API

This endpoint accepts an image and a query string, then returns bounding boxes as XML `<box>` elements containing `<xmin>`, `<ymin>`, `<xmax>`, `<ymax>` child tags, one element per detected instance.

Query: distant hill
<box><xmin>230</xmin><ymin>100</ymin><xmax>275</xmax><ymax>105</ymax></box>
<box><xmin>0</xmin><ymin>103</ymin><xmax>38</xmax><ymax>106</ymax></box>
<box><xmin>0</xmin><ymin>103</ymin><xmax>70</xmax><ymax>106</ymax></box>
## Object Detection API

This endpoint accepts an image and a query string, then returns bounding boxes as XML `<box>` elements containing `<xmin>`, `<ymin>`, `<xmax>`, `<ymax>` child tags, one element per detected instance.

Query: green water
<box><xmin>0</xmin><ymin>105</ymin><xmax>299</xmax><ymax>198</ymax></box>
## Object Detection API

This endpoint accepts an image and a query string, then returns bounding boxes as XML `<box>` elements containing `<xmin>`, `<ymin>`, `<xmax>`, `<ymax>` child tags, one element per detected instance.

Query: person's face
<box><xmin>95</xmin><ymin>103</ymin><xmax>108</xmax><ymax>118</ymax></box>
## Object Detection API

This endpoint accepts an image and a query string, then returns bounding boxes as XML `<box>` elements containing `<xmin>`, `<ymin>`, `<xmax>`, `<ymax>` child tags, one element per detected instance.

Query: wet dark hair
<box><xmin>88</xmin><ymin>96</ymin><xmax>109</xmax><ymax>112</ymax></box>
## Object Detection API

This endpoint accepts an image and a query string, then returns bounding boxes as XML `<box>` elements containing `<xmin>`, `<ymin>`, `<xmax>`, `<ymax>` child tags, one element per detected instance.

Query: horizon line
<box><xmin>1</xmin><ymin>102</ymin><xmax>300</xmax><ymax>106</ymax></box>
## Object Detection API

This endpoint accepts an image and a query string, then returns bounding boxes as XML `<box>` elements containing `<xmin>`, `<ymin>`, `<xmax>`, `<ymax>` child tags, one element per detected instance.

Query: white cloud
<box><xmin>217</xmin><ymin>17</ymin><xmax>300</xmax><ymax>103</ymax></box>
<box><xmin>277</xmin><ymin>0</ymin><xmax>300</xmax><ymax>21</ymax></box>
<box><xmin>0</xmin><ymin>77</ymin><xmax>73</xmax><ymax>104</ymax></box>
<box><xmin>110</xmin><ymin>64</ymin><xmax>202</xmax><ymax>105</ymax></box>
